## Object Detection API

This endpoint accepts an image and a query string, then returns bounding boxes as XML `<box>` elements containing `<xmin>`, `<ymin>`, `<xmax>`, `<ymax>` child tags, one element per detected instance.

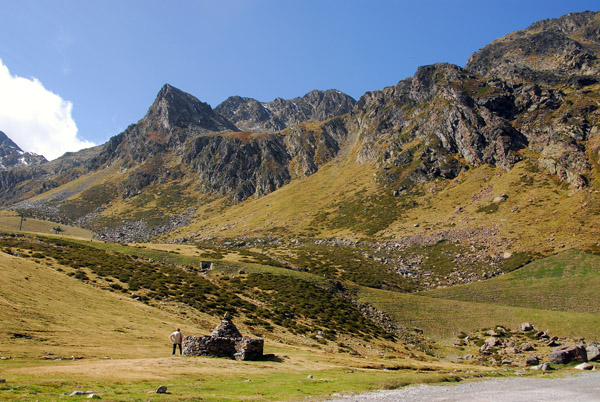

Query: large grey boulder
<box><xmin>549</xmin><ymin>344</ymin><xmax>588</xmax><ymax>364</ymax></box>
<box><xmin>585</xmin><ymin>344</ymin><xmax>600</xmax><ymax>361</ymax></box>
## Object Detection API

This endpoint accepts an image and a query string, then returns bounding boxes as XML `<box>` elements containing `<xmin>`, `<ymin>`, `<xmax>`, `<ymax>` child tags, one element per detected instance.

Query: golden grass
<box><xmin>0</xmin><ymin>211</ymin><xmax>94</xmax><ymax>239</ymax></box>
<box><xmin>358</xmin><ymin>286</ymin><xmax>600</xmax><ymax>343</ymax></box>
<box><xmin>0</xmin><ymin>251</ymin><xmax>202</xmax><ymax>359</ymax></box>
<box><xmin>170</xmin><ymin>154</ymin><xmax>377</xmax><ymax>240</ymax></box>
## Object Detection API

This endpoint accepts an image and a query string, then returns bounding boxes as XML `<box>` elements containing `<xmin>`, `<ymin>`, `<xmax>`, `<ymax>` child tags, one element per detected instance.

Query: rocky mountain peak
<box><xmin>0</xmin><ymin>131</ymin><xmax>23</xmax><ymax>157</ymax></box>
<box><xmin>215</xmin><ymin>89</ymin><xmax>356</xmax><ymax>133</ymax></box>
<box><xmin>0</xmin><ymin>131</ymin><xmax>47</xmax><ymax>171</ymax></box>
<box><xmin>143</xmin><ymin>84</ymin><xmax>238</xmax><ymax>133</ymax></box>
<box><xmin>466</xmin><ymin>11</ymin><xmax>600</xmax><ymax>84</ymax></box>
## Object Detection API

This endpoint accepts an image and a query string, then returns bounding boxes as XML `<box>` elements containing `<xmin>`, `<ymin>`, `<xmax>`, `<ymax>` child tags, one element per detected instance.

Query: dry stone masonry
<box><xmin>182</xmin><ymin>314</ymin><xmax>263</xmax><ymax>360</ymax></box>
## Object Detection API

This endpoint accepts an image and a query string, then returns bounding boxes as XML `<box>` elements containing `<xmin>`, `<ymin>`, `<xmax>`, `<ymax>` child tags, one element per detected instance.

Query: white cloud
<box><xmin>0</xmin><ymin>59</ymin><xmax>95</xmax><ymax>160</ymax></box>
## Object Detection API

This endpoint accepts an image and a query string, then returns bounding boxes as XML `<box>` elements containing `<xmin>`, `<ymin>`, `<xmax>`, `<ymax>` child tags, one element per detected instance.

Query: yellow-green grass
<box><xmin>0</xmin><ymin>250</ymin><xmax>497</xmax><ymax>401</ymax></box>
<box><xmin>168</xmin><ymin>153</ymin><xmax>378</xmax><ymax>241</ymax></box>
<box><xmin>384</xmin><ymin>157</ymin><xmax>600</xmax><ymax>252</ymax></box>
<box><xmin>358</xmin><ymin>286</ymin><xmax>600</xmax><ymax>343</ymax></box>
<box><xmin>22</xmin><ymin>164</ymin><xmax>123</xmax><ymax>204</ymax></box>
<box><xmin>0</xmin><ymin>211</ymin><xmax>94</xmax><ymax>239</ymax></box>
<box><xmin>421</xmin><ymin>250</ymin><xmax>600</xmax><ymax>314</ymax></box>
<box><xmin>0</xmin><ymin>251</ymin><xmax>202</xmax><ymax>360</ymax></box>
<box><xmin>153</xmin><ymin>148</ymin><xmax>600</xmax><ymax>262</ymax></box>
<box><xmin>0</xmin><ymin>352</ymin><xmax>489</xmax><ymax>402</ymax></box>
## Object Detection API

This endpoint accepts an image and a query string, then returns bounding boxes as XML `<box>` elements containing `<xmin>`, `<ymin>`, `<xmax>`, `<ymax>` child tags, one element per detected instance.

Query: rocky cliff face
<box><xmin>215</xmin><ymin>89</ymin><xmax>356</xmax><ymax>132</ymax></box>
<box><xmin>466</xmin><ymin>11</ymin><xmax>600</xmax><ymax>85</ymax></box>
<box><xmin>0</xmin><ymin>131</ymin><xmax>47</xmax><ymax>171</ymax></box>
<box><xmin>349</xmin><ymin>9</ymin><xmax>600</xmax><ymax>190</ymax></box>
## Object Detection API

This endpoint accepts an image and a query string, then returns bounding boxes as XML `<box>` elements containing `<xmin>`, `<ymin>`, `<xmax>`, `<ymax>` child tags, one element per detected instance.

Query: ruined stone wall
<box><xmin>182</xmin><ymin>335</ymin><xmax>263</xmax><ymax>360</ymax></box>
<box><xmin>235</xmin><ymin>338</ymin><xmax>264</xmax><ymax>360</ymax></box>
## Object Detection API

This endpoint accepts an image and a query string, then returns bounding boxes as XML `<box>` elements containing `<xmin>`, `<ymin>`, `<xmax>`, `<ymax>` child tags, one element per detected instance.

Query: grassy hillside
<box><xmin>0</xmin><ymin>250</ymin><xmax>199</xmax><ymax>359</ymax></box>
<box><xmin>1</xmin><ymin>240</ymin><xmax>493</xmax><ymax>402</ymax></box>
<box><xmin>358</xmin><ymin>287</ymin><xmax>600</xmax><ymax>343</ymax></box>
<box><xmin>0</xmin><ymin>211</ymin><xmax>93</xmax><ymax>239</ymax></box>
<box><xmin>421</xmin><ymin>250</ymin><xmax>600</xmax><ymax>314</ymax></box>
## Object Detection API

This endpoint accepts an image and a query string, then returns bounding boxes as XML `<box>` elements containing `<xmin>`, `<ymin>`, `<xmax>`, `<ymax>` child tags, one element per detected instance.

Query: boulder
<box><xmin>485</xmin><ymin>337</ymin><xmax>500</xmax><ymax>347</ymax></box>
<box><xmin>479</xmin><ymin>344</ymin><xmax>492</xmax><ymax>355</ymax></box>
<box><xmin>586</xmin><ymin>344</ymin><xmax>600</xmax><ymax>362</ymax></box>
<box><xmin>540</xmin><ymin>362</ymin><xmax>553</xmax><ymax>371</ymax></box>
<box><xmin>518</xmin><ymin>342</ymin><xmax>534</xmax><ymax>352</ymax></box>
<box><xmin>549</xmin><ymin>345</ymin><xmax>587</xmax><ymax>364</ymax></box>
<box><xmin>493</xmin><ymin>194</ymin><xmax>508</xmax><ymax>203</ymax></box>
<box><xmin>520</xmin><ymin>323</ymin><xmax>534</xmax><ymax>331</ymax></box>
<box><xmin>575</xmin><ymin>363</ymin><xmax>594</xmax><ymax>370</ymax></box>
<box><xmin>525</xmin><ymin>355</ymin><xmax>540</xmax><ymax>366</ymax></box>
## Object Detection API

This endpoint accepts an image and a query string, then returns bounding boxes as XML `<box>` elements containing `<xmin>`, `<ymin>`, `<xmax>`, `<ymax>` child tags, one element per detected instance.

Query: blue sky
<box><xmin>0</xmin><ymin>0</ymin><xmax>598</xmax><ymax>159</ymax></box>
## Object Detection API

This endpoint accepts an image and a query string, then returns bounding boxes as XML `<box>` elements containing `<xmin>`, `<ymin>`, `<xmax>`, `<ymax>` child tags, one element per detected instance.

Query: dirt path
<box><xmin>328</xmin><ymin>372</ymin><xmax>600</xmax><ymax>401</ymax></box>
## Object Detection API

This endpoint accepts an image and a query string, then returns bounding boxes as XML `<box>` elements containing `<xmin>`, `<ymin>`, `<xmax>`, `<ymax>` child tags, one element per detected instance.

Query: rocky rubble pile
<box><xmin>454</xmin><ymin>322</ymin><xmax>599</xmax><ymax>369</ymax></box>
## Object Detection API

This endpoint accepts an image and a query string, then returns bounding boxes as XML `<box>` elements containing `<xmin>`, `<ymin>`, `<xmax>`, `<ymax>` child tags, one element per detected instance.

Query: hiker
<box><xmin>170</xmin><ymin>328</ymin><xmax>183</xmax><ymax>355</ymax></box>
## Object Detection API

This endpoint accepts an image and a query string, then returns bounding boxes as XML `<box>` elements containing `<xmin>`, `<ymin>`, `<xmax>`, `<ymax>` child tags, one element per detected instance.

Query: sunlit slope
<box><xmin>0</xmin><ymin>210</ymin><xmax>93</xmax><ymax>239</ymax></box>
<box><xmin>421</xmin><ymin>250</ymin><xmax>600</xmax><ymax>314</ymax></box>
<box><xmin>0</xmin><ymin>251</ymin><xmax>198</xmax><ymax>359</ymax></box>
<box><xmin>170</xmin><ymin>154</ymin><xmax>379</xmax><ymax>240</ymax></box>
<box><xmin>166</xmin><ymin>150</ymin><xmax>600</xmax><ymax>253</ymax></box>
<box><xmin>358</xmin><ymin>287</ymin><xmax>600</xmax><ymax>343</ymax></box>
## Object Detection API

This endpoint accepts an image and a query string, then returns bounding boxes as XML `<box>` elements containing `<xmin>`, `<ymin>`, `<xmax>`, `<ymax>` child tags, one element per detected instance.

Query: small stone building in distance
<box><xmin>182</xmin><ymin>314</ymin><xmax>264</xmax><ymax>360</ymax></box>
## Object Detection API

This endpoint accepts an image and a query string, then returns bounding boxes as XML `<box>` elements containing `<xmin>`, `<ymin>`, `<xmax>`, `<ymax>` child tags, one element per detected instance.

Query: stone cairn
<box><xmin>182</xmin><ymin>314</ymin><xmax>264</xmax><ymax>360</ymax></box>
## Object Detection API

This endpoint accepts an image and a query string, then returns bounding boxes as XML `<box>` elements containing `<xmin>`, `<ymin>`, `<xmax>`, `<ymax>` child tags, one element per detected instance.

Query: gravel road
<box><xmin>328</xmin><ymin>372</ymin><xmax>600</xmax><ymax>401</ymax></box>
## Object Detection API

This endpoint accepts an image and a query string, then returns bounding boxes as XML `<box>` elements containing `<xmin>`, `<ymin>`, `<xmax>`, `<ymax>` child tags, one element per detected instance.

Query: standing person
<box><xmin>170</xmin><ymin>328</ymin><xmax>183</xmax><ymax>356</ymax></box>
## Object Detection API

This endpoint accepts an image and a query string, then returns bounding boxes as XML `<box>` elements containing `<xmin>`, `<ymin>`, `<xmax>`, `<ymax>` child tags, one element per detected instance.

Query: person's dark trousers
<box><xmin>172</xmin><ymin>343</ymin><xmax>182</xmax><ymax>355</ymax></box>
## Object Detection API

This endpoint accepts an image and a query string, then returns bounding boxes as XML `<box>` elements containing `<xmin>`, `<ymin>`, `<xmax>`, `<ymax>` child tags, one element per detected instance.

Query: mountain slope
<box><xmin>466</xmin><ymin>10</ymin><xmax>600</xmax><ymax>84</ymax></box>
<box><xmin>0</xmin><ymin>11</ymin><xmax>599</xmax><ymax>251</ymax></box>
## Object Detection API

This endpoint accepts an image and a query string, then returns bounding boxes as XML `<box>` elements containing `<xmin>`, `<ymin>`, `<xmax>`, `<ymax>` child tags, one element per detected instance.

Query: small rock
<box><xmin>307</xmin><ymin>374</ymin><xmax>313</xmax><ymax>379</ymax></box>
<box><xmin>540</xmin><ymin>362</ymin><xmax>553</xmax><ymax>371</ymax></box>
<box><xmin>525</xmin><ymin>355</ymin><xmax>539</xmax><ymax>366</ymax></box>
<box><xmin>156</xmin><ymin>385</ymin><xmax>167</xmax><ymax>394</ymax></box>
<box><xmin>575</xmin><ymin>363</ymin><xmax>594</xmax><ymax>370</ymax></box>
<box><xmin>87</xmin><ymin>394</ymin><xmax>101</xmax><ymax>399</ymax></box>
<box><xmin>503</xmin><ymin>252</ymin><xmax>513</xmax><ymax>259</ymax></box>
<box><xmin>493</xmin><ymin>194</ymin><xmax>508</xmax><ymax>203</ymax></box>
<box><xmin>518</xmin><ymin>343</ymin><xmax>534</xmax><ymax>352</ymax></box>
<box><xmin>485</xmin><ymin>337</ymin><xmax>500</xmax><ymax>347</ymax></box>
<box><xmin>70</xmin><ymin>391</ymin><xmax>85</xmax><ymax>396</ymax></box>
<box><xmin>0</xmin><ymin>379</ymin><xmax>5</xmax><ymax>383</ymax></box>
<box><xmin>520</xmin><ymin>323</ymin><xmax>534</xmax><ymax>332</ymax></box>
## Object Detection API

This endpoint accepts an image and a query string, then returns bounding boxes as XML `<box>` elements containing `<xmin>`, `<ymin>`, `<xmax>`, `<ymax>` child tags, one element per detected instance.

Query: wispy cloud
<box><xmin>0</xmin><ymin>58</ymin><xmax>95</xmax><ymax>160</ymax></box>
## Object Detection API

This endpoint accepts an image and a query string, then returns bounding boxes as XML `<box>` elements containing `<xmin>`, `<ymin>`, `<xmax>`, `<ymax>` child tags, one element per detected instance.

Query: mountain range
<box><xmin>0</xmin><ymin>10</ymin><xmax>599</xmax><ymax>261</ymax></box>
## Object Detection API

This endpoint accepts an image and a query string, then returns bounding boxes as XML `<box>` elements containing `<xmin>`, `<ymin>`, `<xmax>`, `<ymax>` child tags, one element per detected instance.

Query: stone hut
<box><xmin>200</xmin><ymin>261</ymin><xmax>213</xmax><ymax>272</ymax></box>
<box><xmin>182</xmin><ymin>314</ymin><xmax>263</xmax><ymax>360</ymax></box>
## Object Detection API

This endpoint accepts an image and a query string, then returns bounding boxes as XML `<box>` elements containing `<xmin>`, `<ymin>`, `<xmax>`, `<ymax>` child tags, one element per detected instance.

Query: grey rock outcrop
<box><xmin>466</xmin><ymin>11</ymin><xmax>600</xmax><ymax>84</ymax></box>
<box><xmin>215</xmin><ymin>89</ymin><xmax>356</xmax><ymax>133</ymax></box>
<box><xmin>0</xmin><ymin>131</ymin><xmax>47</xmax><ymax>171</ymax></box>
